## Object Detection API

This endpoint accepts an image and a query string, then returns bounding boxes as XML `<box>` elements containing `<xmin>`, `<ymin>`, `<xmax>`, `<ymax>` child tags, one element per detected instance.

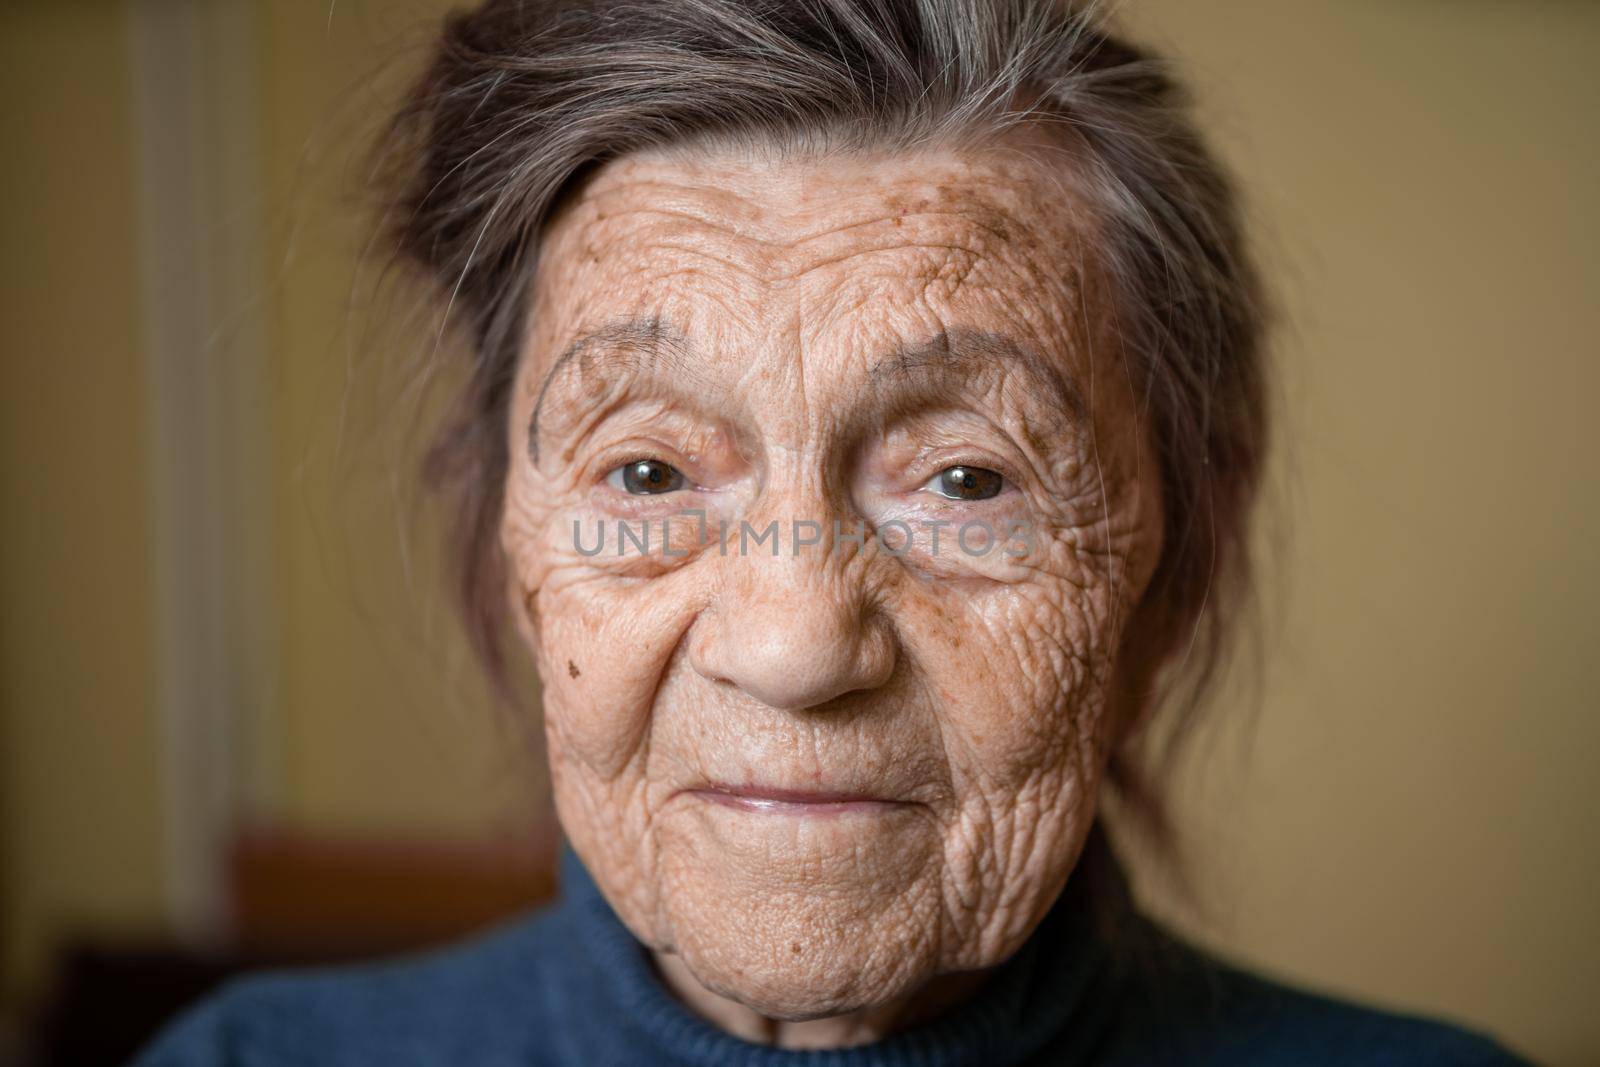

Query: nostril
<box><xmin>689</xmin><ymin>597</ymin><xmax>896</xmax><ymax>713</ymax></box>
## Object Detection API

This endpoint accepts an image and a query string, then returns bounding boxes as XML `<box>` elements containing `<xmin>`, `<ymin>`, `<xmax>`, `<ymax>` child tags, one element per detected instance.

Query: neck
<box><xmin>650</xmin><ymin>949</ymin><xmax>996</xmax><ymax>1050</ymax></box>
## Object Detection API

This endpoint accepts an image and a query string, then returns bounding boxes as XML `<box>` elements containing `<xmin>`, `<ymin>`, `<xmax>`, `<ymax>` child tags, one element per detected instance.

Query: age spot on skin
<box><xmin>500</xmin><ymin>141</ymin><xmax>1164</xmax><ymax>1038</ymax></box>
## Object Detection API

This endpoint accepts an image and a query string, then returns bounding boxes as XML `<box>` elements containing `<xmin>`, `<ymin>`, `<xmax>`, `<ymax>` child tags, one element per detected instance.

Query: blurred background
<box><xmin>1</xmin><ymin>1</ymin><xmax>1595</xmax><ymax>1064</ymax></box>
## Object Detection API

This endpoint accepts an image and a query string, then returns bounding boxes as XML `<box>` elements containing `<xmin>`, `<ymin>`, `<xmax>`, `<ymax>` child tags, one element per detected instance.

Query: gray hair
<box><xmin>385</xmin><ymin>0</ymin><xmax>1269</xmax><ymax>846</ymax></box>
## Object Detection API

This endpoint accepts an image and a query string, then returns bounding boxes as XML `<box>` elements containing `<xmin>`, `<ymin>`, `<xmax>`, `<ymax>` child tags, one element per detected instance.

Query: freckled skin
<box><xmin>499</xmin><ymin>138</ymin><xmax>1164</xmax><ymax>1049</ymax></box>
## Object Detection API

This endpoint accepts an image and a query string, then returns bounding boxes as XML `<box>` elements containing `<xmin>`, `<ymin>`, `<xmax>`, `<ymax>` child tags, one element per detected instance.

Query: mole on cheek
<box><xmin>568</xmin><ymin>660</ymin><xmax>582</xmax><ymax>679</ymax></box>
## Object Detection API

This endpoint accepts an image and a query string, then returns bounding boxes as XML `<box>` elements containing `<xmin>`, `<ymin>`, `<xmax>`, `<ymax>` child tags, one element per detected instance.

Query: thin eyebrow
<box><xmin>529</xmin><ymin>323</ymin><xmax>1084</xmax><ymax>463</ymax></box>
<box><xmin>868</xmin><ymin>328</ymin><xmax>1087</xmax><ymax>426</ymax></box>
<box><xmin>528</xmin><ymin>316</ymin><xmax>692</xmax><ymax>464</ymax></box>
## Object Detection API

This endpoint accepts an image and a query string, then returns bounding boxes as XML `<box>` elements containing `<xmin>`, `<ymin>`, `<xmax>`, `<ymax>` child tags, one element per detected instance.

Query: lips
<box><xmin>684</xmin><ymin>781</ymin><xmax>911</xmax><ymax>815</ymax></box>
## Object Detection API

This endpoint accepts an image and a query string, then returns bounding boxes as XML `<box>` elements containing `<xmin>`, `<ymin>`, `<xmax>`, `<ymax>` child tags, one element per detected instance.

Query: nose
<box><xmin>689</xmin><ymin>535</ymin><xmax>896</xmax><ymax>712</ymax></box>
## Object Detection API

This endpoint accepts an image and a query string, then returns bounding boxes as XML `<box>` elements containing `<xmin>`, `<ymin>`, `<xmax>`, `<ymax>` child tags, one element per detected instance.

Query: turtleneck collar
<box><xmin>554</xmin><ymin>829</ymin><xmax>1129</xmax><ymax>1067</ymax></box>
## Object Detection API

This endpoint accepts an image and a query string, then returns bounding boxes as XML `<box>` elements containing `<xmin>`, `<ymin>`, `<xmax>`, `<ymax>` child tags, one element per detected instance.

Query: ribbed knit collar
<box><xmin>555</xmin><ymin>831</ymin><xmax>1126</xmax><ymax>1067</ymax></box>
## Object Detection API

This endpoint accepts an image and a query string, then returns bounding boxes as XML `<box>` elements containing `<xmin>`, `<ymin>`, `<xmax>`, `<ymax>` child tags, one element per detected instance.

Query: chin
<box><xmin>671</xmin><ymin>919</ymin><xmax>934</xmax><ymax>1022</ymax></box>
<box><xmin>649</xmin><ymin>826</ymin><xmax>947</xmax><ymax>1019</ymax></box>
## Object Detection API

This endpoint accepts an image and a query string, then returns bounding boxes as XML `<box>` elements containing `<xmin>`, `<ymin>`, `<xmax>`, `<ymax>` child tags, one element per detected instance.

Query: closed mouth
<box><xmin>684</xmin><ymin>782</ymin><xmax>911</xmax><ymax>815</ymax></box>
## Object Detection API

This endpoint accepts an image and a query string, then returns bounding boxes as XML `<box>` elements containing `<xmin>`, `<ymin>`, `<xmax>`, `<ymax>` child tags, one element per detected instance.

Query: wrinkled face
<box><xmin>501</xmin><ymin>138</ymin><xmax>1163</xmax><ymax>1019</ymax></box>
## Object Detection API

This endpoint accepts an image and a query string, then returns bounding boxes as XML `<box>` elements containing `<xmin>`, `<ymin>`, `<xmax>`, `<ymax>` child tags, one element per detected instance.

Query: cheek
<box><xmin>501</xmin><ymin>469</ymin><xmax>700</xmax><ymax>778</ymax></box>
<box><xmin>901</xmin><ymin>569</ymin><xmax>1117</xmax><ymax>794</ymax></box>
<box><xmin>537</xmin><ymin>582</ymin><xmax>703</xmax><ymax>775</ymax></box>
<box><xmin>887</xmin><ymin>570</ymin><xmax>1120</xmax><ymax>964</ymax></box>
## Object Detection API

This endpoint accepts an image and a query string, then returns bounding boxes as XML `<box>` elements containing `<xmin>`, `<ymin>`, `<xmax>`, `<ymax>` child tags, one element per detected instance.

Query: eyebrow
<box><xmin>528</xmin><ymin>317</ymin><xmax>693</xmax><ymax>464</ymax></box>
<box><xmin>868</xmin><ymin>328</ymin><xmax>1087</xmax><ymax>426</ymax></box>
<box><xmin>528</xmin><ymin>320</ymin><xmax>1086</xmax><ymax>462</ymax></box>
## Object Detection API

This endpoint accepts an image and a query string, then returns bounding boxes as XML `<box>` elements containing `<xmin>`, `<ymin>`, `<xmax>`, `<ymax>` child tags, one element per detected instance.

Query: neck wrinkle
<box><xmin>650</xmin><ymin>947</ymin><xmax>1000</xmax><ymax>1051</ymax></box>
<box><xmin>556</xmin><ymin>825</ymin><xmax>1130</xmax><ymax>1067</ymax></box>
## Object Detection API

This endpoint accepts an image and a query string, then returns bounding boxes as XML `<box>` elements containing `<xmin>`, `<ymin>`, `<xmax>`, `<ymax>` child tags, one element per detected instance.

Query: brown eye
<box><xmin>608</xmin><ymin>459</ymin><xmax>686</xmax><ymax>495</ymax></box>
<box><xmin>928</xmin><ymin>465</ymin><xmax>1004</xmax><ymax>501</ymax></box>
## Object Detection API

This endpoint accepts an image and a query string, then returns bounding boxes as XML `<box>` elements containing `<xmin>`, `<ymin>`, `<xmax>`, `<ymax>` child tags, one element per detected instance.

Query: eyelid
<box><xmin>588</xmin><ymin>441</ymin><xmax>692</xmax><ymax>485</ymax></box>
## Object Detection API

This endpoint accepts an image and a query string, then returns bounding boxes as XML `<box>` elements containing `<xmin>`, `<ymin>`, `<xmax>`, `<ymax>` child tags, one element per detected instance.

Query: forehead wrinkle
<box><xmin>866</xmin><ymin>329</ymin><xmax>1087</xmax><ymax>436</ymax></box>
<box><xmin>571</xmin><ymin>217</ymin><xmax>764</xmax><ymax>284</ymax></box>
<box><xmin>579</xmin><ymin>207</ymin><xmax>760</xmax><ymax>258</ymax></box>
<box><xmin>578</xmin><ymin>163</ymin><xmax>1036</xmax><ymax>254</ymax></box>
<box><xmin>767</xmin><ymin>240</ymin><xmax>988</xmax><ymax>286</ymax></box>
<box><xmin>577</xmin><ymin>173</ymin><xmax>768</xmax><ymax>221</ymax></box>
<box><xmin>528</xmin><ymin>317</ymin><xmax>698</xmax><ymax>464</ymax></box>
<box><xmin>779</xmin><ymin>209</ymin><xmax>1019</xmax><ymax>256</ymax></box>
<box><xmin>569</xmin><ymin>175</ymin><xmax>1056</xmax><ymax>303</ymax></box>
<box><xmin>580</xmin><ymin>216</ymin><xmax>1002</xmax><ymax>291</ymax></box>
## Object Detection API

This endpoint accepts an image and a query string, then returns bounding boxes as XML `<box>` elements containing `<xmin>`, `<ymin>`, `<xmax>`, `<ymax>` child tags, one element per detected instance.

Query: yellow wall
<box><xmin>0</xmin><ymin>0</ymin><xmax>168</xmax><ymax>1000</ymax></box>
<box><xmin>1127</xmin><ymin>4</ymin><xmax>1600</xmax><ymax>1065</ymax></box>
<box><xmin>0</xmin><ymin>1</ymin><xmax>1594</xmax><ymax>1063</ymax></box>
<box><xmin>254</xmin><ymin>0</ymin><xmax>540</xmax><ymax>836</ymax></box>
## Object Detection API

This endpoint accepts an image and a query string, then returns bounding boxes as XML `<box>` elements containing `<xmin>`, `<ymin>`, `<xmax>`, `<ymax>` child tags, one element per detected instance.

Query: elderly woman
<box><xmin>136</xmin><ymin>1</ymin><xmax>1525</xmax><ymax>1064</ymax></box>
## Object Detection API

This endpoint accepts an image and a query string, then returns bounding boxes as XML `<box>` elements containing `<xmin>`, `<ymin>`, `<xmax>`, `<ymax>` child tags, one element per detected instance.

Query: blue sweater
<box><xmin>131</xmin><ymin>837</ymin><xmax>1528</xmax><ymax>1066</ymax></box>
